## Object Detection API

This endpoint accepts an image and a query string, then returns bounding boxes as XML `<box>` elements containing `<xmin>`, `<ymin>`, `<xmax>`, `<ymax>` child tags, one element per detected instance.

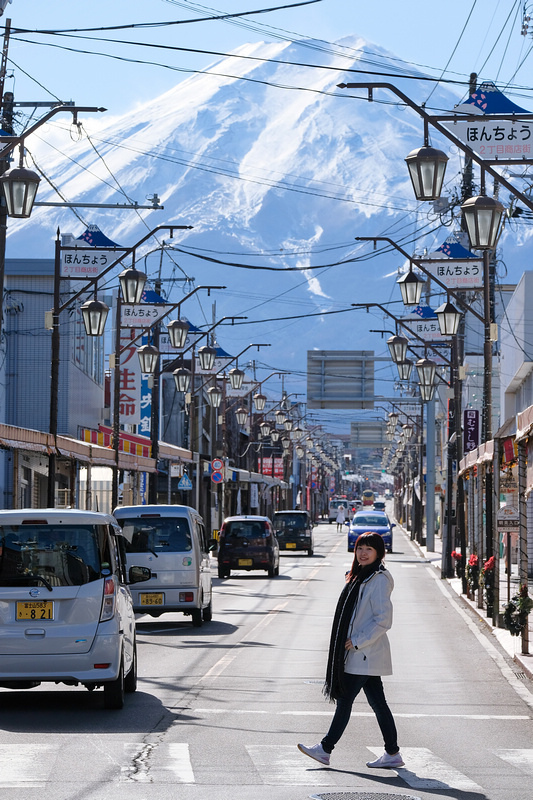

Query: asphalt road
<box><xmin>1</xmin><ymin>520</ymin><xmax>532</xmax><ymax>800</ymax></box>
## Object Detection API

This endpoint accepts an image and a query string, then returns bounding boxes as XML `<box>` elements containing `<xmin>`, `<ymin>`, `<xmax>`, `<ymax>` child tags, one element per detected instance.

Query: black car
<box><xmin>272</xmin><ymin>510</ymin><xmax>314</xmax><ymax>556</ymax></box>
<box><xmin>217</xmin><ymin>515</ymin><xmax>280</xmax><ymax>578</ymax></box>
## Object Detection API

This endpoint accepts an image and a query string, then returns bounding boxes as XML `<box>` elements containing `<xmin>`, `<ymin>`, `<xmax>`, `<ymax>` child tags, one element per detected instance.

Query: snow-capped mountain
<box><xmin>6</xmin><ymin>36</ymin><xmax>530</xmax><ymax>399</ymax></box>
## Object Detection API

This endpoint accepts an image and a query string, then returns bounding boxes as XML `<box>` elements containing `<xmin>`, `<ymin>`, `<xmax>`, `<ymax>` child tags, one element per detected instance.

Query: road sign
<box><xmin>178</xmin><ymin>474</ymin><xmax>193</xmax><ymax>491</ymax></box>
<box><xmin>211</xmin><ymin>458</ymin><xmax>224</xmax><ymax>471</ymax></box>
<box><xmin>211</xmin><ymin>471</ymin><xmax>224</xmax><ymax>484</ymax></box>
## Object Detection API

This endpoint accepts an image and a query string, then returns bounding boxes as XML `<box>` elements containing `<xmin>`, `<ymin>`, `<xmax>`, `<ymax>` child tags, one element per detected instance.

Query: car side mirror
<box><xmin>128</xmin><ymin>565</ymin><xmax>151</xmax><ymax>584</ymax></box>
<box><xmin>391</xmin><ymin>523</ymin><xmax>396</xmax><ymax>528</ymax></box>
<box><xmin>208</xmin><ymin>538</ymin><xmax>218</xmax><ymax>551</ymax></box>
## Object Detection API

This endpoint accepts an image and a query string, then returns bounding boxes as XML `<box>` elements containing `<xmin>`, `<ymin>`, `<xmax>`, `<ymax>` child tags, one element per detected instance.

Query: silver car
<box><xmin>0</xmin><ymin>508</ymin><xmax>151</xmax><ymax>708</ymax></box>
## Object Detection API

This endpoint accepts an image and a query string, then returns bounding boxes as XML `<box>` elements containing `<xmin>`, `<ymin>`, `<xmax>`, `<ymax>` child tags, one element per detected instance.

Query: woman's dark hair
<box><xmin>346</xmin><ymin>532</ymin><xmax>386</xmax><ymax>581</ymax></box>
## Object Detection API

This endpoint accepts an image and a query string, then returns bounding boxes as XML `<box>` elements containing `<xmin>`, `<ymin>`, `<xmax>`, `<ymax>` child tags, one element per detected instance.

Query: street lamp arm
<box><xmin>117</xmin><ymin>285</ymin><xmax>227</xmax><ymax>355</ymax></box>
<box><xmin>176</xmin><ymin>316</ymin><xmax>248</xmax><ymax>360</ymax></box>
<box><xmin>352</xmin><ymin>302</ymin><xmax>453</xmax><ymax>367</ymax></box>
<box><xmin>355</xmin><ymin>235</ymin><xmax>485</xmax><ymax>324</ymax></box>
<box><xmin>0</xmin><ymin>104</ymin><xmax>107</xmax><ymax>161</ymax></box>
<box><xmin>58</xmin><ymin>224</ymin><xmax>194</xmax><ymax>314</ymax></box>
<box><xmin>338</xmin><ymin>81</ymin><xmax>533</xmax><ymax>214</ymax></box>
<box><xmin>194</xmin><ymin>343</ymin><xmax>271</xmax><ymax>396</ymax></box>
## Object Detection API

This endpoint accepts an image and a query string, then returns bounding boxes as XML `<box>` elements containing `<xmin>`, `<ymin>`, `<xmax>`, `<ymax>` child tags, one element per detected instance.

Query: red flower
<box><xmin>483</xmin><ymin>556</ymin><xmax>495</xmax><ymax>572</ymax></box>
<box><xmin>468</xmin><ymin>554</ymin><xmax>479</xmax><ymax>567</ymax></box>
<box><xmin>451</xmin><ymin>550</ymin><xmax>463</xmax><ymax>561</ymax></box>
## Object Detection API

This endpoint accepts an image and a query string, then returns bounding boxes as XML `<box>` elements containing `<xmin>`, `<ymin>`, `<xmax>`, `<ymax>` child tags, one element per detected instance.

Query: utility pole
<box><xmin>0</xmin><ymin>18</ymin><xmax>11</xmax><ymax>334</ymax></box>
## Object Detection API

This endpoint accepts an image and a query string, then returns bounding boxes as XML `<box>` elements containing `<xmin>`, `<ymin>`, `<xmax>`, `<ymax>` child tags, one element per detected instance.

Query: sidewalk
<box><xmin>397</xmin><ymin>522</ymin><xmax>533</xmax><ymax>682</ymax></box>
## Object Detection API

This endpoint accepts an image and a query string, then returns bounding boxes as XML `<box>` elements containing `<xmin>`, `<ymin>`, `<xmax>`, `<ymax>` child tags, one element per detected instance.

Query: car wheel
<box><xmin>124</xmin><ymin>642</ymin><xmax>137</xmax><ymax>694</ymax></box>
<box><xmin>202</xmin><ymin>600</ymin><xmax>212</xmax><ymax>622</ymax></box>
<box><xmin>103</xmin><ymin>658</ymin><xmax>125</xmax><ymax>709</ymax></box>
<box><xmin>191</xmin><ymin>608</ymin><xmax>203</xmax><ymax>627</ymax></box>
<box><xmin>217</xmin><ymin>564</ymin><xmax>226</xmax><ymax>579</ymax></box>
<box><xmin>308</xmin><ymin>548</ymin><xmax>314</xmax><ymax>556</ymax></box>
<box><xmin>268</xmin><ymin>564</ymin><xmax>275</xmax><ymax>578</ymax></box>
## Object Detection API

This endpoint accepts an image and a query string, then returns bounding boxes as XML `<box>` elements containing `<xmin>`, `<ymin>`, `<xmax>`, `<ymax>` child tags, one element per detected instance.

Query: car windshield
<box><xmin>273</xmin><ymin>515</ymin><xmax>306</xmax><ymax>530</ymax></box>
<box><xmin>0</xmin><ymin>524</ymin><xmax>102</xmax><ymax>587</ymax></box>
<box><xmin>353</xmin><ymin>515</ymin><xmax>388</xmax><ymax>527</ymax></box>
<box><xmin>224</xmin><ymin>521</ymin><xmax>267</xmax><ymax>538</ymax></box>
<box><xmin>118</xmin><ymin>517</ymin><xmax>192</xmax><ymax>553</ymax></box>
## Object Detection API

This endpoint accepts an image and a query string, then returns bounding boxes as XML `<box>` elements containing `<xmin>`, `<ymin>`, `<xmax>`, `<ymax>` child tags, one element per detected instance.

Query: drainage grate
<box><xmin>310</xmin><ymin>794</ymin><xmax>422</xmax><ymax>800</ymax></box>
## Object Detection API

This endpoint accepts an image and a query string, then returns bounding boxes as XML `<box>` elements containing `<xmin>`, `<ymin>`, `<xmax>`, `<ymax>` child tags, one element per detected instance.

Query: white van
<box><xmin>0</xmin><ymin>508</ymin><xmax>151</xmax><ymax>709</ymax></box>
<box><xmin>113</xmin><ymin>505</ymin><xmax>214</xmax><ymax>627</ymax></box>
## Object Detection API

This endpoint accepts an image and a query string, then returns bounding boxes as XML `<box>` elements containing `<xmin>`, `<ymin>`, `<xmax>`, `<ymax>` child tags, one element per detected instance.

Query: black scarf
<box><xmin>323</xmin><ymin>561</ymin><xmax>383</xmax><ymax>701</ymax></box>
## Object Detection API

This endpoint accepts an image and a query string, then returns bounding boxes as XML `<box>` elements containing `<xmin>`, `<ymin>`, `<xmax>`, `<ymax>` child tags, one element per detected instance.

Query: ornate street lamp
<box><xmin>235</xmin><ymin>406</ymin><xmax>248</xmax><ymax>427</ymax></box>
<box><xmin>435</xmin><ymin>300</ymin><xmax>461</xmax><ymax>336</ymax></box>
<box><xmin>0</xmin><ymin>148</ymin><xmax>40</xmax><ymax>218</ymax></box>
<box><xmin>387</xmin><ymin>335</ymin><xmax>408</xmax><ymax>364</ymax></box>
<box><xmin>275</xmin><ymin>409</ymin><xmax>286</xmax><ymax>424</ymax></box>
<box><xmin>80</xmin><ymin>297</ymin><xmax>109</xmax><ymax>336</ymax></box>
<box><xmin>419</xmin><ymin>382</ymin><xmax>436</xmax><ymax>402</ymax></box>
<box><xmin>405</xmin><ymin>144</ymin><xmax>449</xmax><ymax>201</ymax></box>
<box><xmin>281</xmin><ymin>436</ymin><xmax>291</xmax><ymax>452</ymax></box>
<box><xmin>167</xmin><ymin>318</ymin><xmax>189</xmax><ymax>349</ymax></box>
<box><xmin>296</xmin><ymin>445</ymin><xmax>305</xmax><ymax>459</ymax></box>
<box><xmin>173</xmin><ymin>366</ymin><xmax>191</xmax><ymax>393</ymax></box>
<box><xmin>396</xmin><ymin>359</ymin><xmax>413</xmax><ymax>381</ymax></box>
<box><xmin>270</xmin><ymin>429</ymin><xmax>280</xmax><ymax>443</ymax></box>
<box><xmin>397</xmin><ymin>268</ymin><xmax>424</xmax><ymax>306</ymax></box>
<box><xmin>228</xmin><ymin>367</ymin><xmax>245</xmax><ymax>390</ymax></box>
<box><xmin>461</xmin><ymin>194</ymin><xmax>505</xmax><ymax>250</ymax></box>
<box><xmin>283</xmin><ymin>418</ymin><xmax>293</xmax><ymax>432</ymax></box>
<box><xmin>198</xmin><ymin>344</ymin><xmax>217</xmax><ymax>371</ymax></box>
<box><xmin>119</xmin><ymin>264</ymin><xmax>147</xmax><ymax>304</ymax></box>
<box><xmin>259</xmin><ymin>421</ymin><xmax>271</xmax><ymax>437</ymax></box>
<box><xmin>254</xmin><ymin>392</ymin><xmax>266</xmax><ymax>411</ymax></box>
<box><xmin>206</xmin><ymin>385</ymin><xmax>222</xmax><ymax>408</ymax></box>
<box><xmin>137</xmin><ymin>343</ymin><xmax>159</xmax><ymax>374</ymax></box>
<box><xmin>416</xmin><ymin>357</ymin><xmax>437</xmax><ymax>388</ymax></box>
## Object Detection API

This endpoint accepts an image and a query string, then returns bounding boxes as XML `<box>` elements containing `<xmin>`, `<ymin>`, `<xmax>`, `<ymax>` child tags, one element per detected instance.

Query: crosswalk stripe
<box><xmin>366</xmin><ymin>746</ymin><xmax>483</xmax><ymax>792</ymax></box>
<box><xmin>121</xmin><ymin>743</ymin><xmax>194</xmax><ymax>783</ymax></box>
<box><xmin>0</xmin><ymin>743</ymin><xmax>55</xmax><ymax>787</ymax></box>
<box><xmin>494</xmin><ymin>749</ymin><xmax>533</xmax><ymax>773</ymax></box>
<box><xmin>247</xmin><ymin>745</ymin><xmax>337</xmax><ymax>786</ymax></box>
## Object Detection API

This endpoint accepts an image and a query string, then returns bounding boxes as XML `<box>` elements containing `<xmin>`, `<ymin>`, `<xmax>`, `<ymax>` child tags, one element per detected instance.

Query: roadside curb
<box><xmin>396</xmin><ymin>522</ymin><xmax>533</xmax><ymax>683</ymax></box>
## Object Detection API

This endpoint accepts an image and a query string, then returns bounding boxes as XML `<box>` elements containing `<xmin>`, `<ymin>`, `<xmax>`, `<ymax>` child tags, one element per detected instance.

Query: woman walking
<box><xmin>335</xmin><ymin>505</ymin><xmax>346</xmax><ymax>532</ymax></box>
<box><xmin>297</xmin><ymin>532</ymin><xmax>403</xmax><ymax>769</ymax></box>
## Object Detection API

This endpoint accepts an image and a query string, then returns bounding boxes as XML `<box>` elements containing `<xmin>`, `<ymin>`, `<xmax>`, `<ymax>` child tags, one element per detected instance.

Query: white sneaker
<box><xmin>366</xmin><ymin>751</ymin><xmax>404</xmax><ymax>769</ymax></box>
<box><xmin>297</xmin><ymin>742</ymin><xmax>330</xmax><ymax>766</ymax></box>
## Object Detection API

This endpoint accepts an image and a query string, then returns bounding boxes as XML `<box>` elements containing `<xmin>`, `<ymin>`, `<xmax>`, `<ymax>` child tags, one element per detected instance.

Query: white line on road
<box><xmin>192</xmin><ymin>707</ymin><xmax>529</xmax><ymax>719</ymax></box>
<box><xmin>247</xmin><ymin>745</ymin><xmax>337</xmax><ymax>786</ymax></box>
<box><xmin>494</xmin><ymin>748</ymin><xmax>533</xmax><ymax>774</ymax></box>
<box><xmin>366</xmin><ymin>746</ymin><xmax>483</xmax><ymax>792</ymax></box>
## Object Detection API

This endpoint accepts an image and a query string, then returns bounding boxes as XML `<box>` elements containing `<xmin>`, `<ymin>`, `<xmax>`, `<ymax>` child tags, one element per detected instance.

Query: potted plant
<box><xmin>480</xmin><ymin>555</ymin><xmax>495</xmax><ymax>616</ymax></box>
<box><xmin>465</xmin><ymin>553</ymin><xmax>479</xmax><ymax>598</ymax></box>
<box><xmin>451</xmin><ymin>550</ymin><xmax>463</xmax><ymax>579</ymax></box>
<box><xmin>503</xmin><ymin>583</ymin><xmax>533</xmax><ymax>636</ymax></box>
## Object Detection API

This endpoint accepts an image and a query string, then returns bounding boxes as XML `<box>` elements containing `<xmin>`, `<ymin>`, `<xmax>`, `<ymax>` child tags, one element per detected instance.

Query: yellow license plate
<box><xmin>238</xmin><ymin>558</ymin><xmax>253</xmax><ymax>566</ymax></box>
<box><xmin>286</xmin><ymin>543</ymin><xmax>297</xmax><ymax>549</ymax></box>
<box><xmin>16</xmin><ymin>601</ymin><xmax>54</xmax><ymax>620</ymax></box>
<box><xmin>140</xmin><ymin>593</ymin><xmax>164</xmax><ymax>606</ymax></box>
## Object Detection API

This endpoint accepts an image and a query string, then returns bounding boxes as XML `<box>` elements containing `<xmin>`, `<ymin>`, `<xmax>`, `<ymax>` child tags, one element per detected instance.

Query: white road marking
<box><xmin>401</xmin><ymin>564</ymin><xmax>418</xmax><ymax>568</ymax></box>
<box><xmin>121</xmin><ymin>743</ymin><xmax>194</xmax><ymax>783</ymax></box>
<box><xmin>494</xmin><ymin>749</ymin><xmax>533</xmax><ymax>773</ymax></box>
<box><xmin>367</xmin><ymin>746</ymin><xmax>483</xmax><ymax>792</ymax></box>
<box><xmin>193</xmin><ymin>708</ymin><xmax>528</xmax><ymax>719</ymax></box>
<box><xmin>0</xmin><ymin>743</ymin><xmax>55</xmax><ymax>786</ymax></box>
<box><xmin>426</xmin><ymin>566</ymin><xmax>533</xmax><ymax>711</ymax></box>
<box><xmin>247</xmin><ymin>744</ymin><xmax>337</xmax><ymax>785</ymax></box>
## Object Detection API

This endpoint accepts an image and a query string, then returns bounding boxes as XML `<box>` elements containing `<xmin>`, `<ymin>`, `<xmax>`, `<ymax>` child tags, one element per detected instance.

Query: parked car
<box><xmin>272</xmin><ymin>510</ymin><xmax>314</xmax><ymax>556</ymax></box>
<box><xmin>113</xmin><ymin>504</ymin><xmax>215</xmax><ymax>627</ymax></box>
<box><xmin>0</xmin><ymin>508</ymin><xmax>151</xmax><ymax>708</ymax></box>
<box><xmin>217</xmin><ymin>515</ymin><xmax>280</xmax><ymax>578</ymax></box>
<box><xmin>348</xmin><ymin>510</ymin><xmax>395</xmax><ymax>553</ymax></box>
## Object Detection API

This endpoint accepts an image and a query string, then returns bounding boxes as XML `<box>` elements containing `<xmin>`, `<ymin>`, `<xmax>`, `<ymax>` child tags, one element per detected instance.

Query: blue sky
<box><xmin>5</xmin><ymin>0</ymin><xmax>533</xmax><ymax>116</ymax></box>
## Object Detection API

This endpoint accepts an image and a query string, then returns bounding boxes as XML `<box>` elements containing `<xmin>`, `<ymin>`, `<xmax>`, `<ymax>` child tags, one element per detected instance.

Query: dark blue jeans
<box><xmin>321</xmin><ymin>673</ymin><xmax>399</xmax><ymax>755</ymax></box>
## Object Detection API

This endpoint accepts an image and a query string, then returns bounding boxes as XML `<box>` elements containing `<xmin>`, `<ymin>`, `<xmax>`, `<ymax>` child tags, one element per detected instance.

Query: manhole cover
<box><xmin>311</xmin><ymin>794</ymin><xmax>421</xmax><ymax>800</ymax></box>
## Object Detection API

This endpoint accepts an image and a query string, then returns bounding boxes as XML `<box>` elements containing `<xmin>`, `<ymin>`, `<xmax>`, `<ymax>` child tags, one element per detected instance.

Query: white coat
<box><xmin>344</xmin><ymin>568</ymin><xmax>394</xmax><ymax>676</ymax></box>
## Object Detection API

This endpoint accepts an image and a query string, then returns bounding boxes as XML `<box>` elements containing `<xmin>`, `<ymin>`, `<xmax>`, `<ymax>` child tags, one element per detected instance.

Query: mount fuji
<box><xmin>5</xmin><ymin>36</ymin><xmax>530</xmax><ymax>403</ymax></box>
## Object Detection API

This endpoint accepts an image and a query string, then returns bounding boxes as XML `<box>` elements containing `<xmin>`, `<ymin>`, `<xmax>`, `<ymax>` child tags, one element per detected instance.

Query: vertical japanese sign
<box><xmin>463</xmin><ymin>409</ymin><xmax>479</xmax><ymax>453</ymax></box>
<box><xmin>118</xmin><ymin>329</ymin><xmax>153</xmax><ymax>430</ymax></box>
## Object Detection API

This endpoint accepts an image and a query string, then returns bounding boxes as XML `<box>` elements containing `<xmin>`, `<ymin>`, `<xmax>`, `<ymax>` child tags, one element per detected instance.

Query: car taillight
<box><xmin>100</xmin><ymin>576</ymin><xmax>116</xmax><ymax>621</ymax></box>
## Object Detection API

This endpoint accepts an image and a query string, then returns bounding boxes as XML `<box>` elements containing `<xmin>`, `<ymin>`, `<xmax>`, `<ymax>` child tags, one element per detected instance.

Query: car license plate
<box><xmin>16</xmin><ymin>601</ymin><xmax>54</xmax><ymax>620</ymax></box>
<box><xmin>286</xmin><ymin>543</ymin><xmax>297</xmax><ymax>549</ymax></box>
<box><xmin>238</xmin><ymin>558</ymin><xmax>253</xmax><ymax>566</ymax></box>
<box><xmin>140</xmin><ymin>593</ymin><xmax>164</xmax><ymax>606</ymax></box>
